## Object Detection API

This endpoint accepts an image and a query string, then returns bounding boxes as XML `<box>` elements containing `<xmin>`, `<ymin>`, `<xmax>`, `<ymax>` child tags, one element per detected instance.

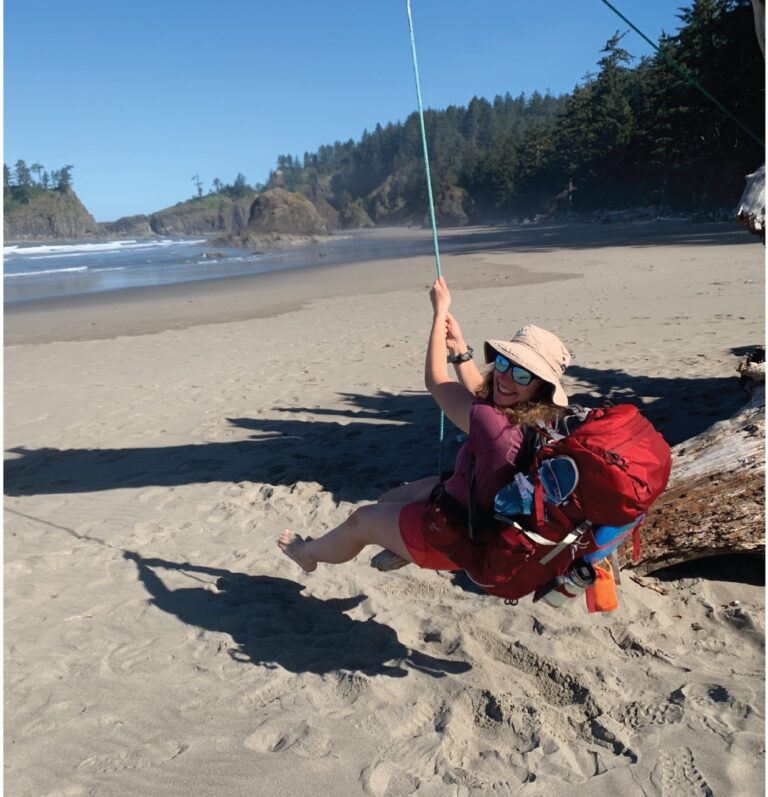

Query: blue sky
<box><xmin>5</xmin><ymin>1</ymin><xmax>688</xmax><ymax>221</ymax></box>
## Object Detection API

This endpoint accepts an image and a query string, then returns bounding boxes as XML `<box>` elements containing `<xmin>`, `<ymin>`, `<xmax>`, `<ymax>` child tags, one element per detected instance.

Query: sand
<box><xmin>4</xmin><ymin>221</ymin><xmax>765</xmax><ymax>796</ymax></box>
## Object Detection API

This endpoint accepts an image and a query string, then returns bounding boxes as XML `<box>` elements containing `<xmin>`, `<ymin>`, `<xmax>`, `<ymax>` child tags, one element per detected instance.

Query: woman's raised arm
<box><xmin>446</xmin><ymin>311</ymin><xmax>485</xmax><ymax>394</ymax></box>
<box><xmin>424</xmin><ymin>277</ymin><xmax>474</xmax><ymax>434</ymax></box>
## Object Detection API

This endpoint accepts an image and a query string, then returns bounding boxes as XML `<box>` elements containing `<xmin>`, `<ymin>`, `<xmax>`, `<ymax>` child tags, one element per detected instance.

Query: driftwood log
<box><xmin>736</xmin><ymin>164</ymin><xmax>766</xmax><ymax>240</ymax></box>
<box><xmin>375</xmin><ymin>352</ymin><xmax>765</xmax><ymax>578</ymax></box>
<box><xmin>627</xmin><ymin>349</ymin><xmax>765</xmax><ymax>576</ymax></box>
<box><xmin>752</xmin><ymin>0</ymin><xmax>765</xmax><ymax>57</ymax></box>
<box><xmin>735</xmin><ymin>2</ymin><xmax>766</xmax><ymax>239</ymax></box>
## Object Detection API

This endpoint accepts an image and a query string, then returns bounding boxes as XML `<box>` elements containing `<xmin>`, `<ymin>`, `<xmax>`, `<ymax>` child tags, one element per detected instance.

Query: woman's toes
<box><xmin>276</xmin><ymin>530</ymin><xmax>316</xmax><ymax>573</ymax></box>
<box><xmin>277</xmin><ymin>529</ymin><xmax>301</xmax><ymax>549</ymax></box>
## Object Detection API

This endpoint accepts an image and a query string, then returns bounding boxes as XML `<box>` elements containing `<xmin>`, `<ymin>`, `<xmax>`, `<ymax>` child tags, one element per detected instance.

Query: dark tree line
<box><xmin>6</xmin><ymin>2</ymin><xmax>761</xmax><ymax>222</ymax></box>
<box><xmin>5</xmin><ymin>159</ymin><xmax>74</xmax><ymax>191</ymax></box>
<box><xmin>194</xmin><ymin>172</ymin><xmax>262</xmax><ymax>201</ymax></box>
<box><xmin>264</xmin><ymin>0</ymin><xmax>764</xmax><ymax>221</ymax></box>
<box><xmin>4</xmin><ymin>159</ymin><xmax>75</xmax><ymax>205</ymax></box>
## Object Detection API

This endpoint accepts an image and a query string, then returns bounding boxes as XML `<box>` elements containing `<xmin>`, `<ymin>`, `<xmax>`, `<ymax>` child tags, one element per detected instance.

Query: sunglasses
<box><xmin>494</xmin><ymin>354</ymin><xmax>536</xmax><ymax>386</ymax></box>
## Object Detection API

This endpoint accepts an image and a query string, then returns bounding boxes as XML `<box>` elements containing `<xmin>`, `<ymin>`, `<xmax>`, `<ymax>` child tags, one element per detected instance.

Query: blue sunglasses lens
<box><xmin>512</xmin><ymin>366</ymin><xmax>533</xmax><ymax>386</ymax></box>
<box><xmin>494</xmin><ymin>353</ymin><xmax>510</xmax><ymax>373</ymax></box>
<box><xmin>495</xmin><ymin>354</ymin><xmax>534</xmax><ymax>386</ymax></box>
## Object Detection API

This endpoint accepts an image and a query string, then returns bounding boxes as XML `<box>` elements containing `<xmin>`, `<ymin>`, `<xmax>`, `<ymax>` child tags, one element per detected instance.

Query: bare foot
<box><xmin>277</xmin><ymin>529</ymin><xmax>318</xmax><ymax>573</ymax></box>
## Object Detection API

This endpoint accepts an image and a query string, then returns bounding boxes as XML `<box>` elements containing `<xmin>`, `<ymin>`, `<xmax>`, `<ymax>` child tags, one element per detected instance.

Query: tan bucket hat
<box><xmin>484</xmin><ymin>325</ymin><xmax>572</xmax><ymax>407</ymax></box>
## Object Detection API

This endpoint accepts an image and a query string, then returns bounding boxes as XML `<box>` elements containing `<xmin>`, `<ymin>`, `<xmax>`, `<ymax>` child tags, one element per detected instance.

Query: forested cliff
<box><xmin>266</xmin><ymin>0</ymin><xmax>764</xmax><ymax>224</ymax></box>
<box><xmin>4</xmin><ymin>184</ymin><xmax>101</xmax><ymax>241</ymax></box>
<box><xmin>5</xmin><ymin>0</ymin><xmax>763</xmax><ymax>241</ymax></box>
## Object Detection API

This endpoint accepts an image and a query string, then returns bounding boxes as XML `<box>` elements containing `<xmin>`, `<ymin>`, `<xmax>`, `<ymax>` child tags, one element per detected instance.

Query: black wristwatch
<box><xmin>447</xmin><ymin>345</ymin><xmax>474</xmax><ymax>364</ymax></box>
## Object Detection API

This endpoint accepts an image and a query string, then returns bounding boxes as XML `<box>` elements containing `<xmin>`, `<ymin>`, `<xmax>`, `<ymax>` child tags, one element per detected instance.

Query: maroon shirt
<box><xmin>443</xmin><ymin>401</ymin><xmax>525</xmax><ymax>512</ymax></box>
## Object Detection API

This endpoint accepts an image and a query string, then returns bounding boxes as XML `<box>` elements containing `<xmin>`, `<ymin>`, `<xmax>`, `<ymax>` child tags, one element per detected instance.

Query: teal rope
<box><xmin>598</xmin><ymin>0</ymin><xmax>764</xmax><ymax>149</ymax></box>
<box><xmin>405</xmin><ymin>0</ymin><xmax>445</xmax><ymax>474</ymax></box>
<box><xmin>406</xmin><ymin>0</ymin><xmax>443</xmax><ymax>278</ymax></box>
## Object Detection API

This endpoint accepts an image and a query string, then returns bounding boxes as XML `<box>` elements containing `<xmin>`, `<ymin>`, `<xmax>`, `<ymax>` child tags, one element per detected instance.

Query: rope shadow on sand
<box><xmin>124</xmin><ymin>552</ymin><xmax>471</xmax><ymax>678</ymax></box>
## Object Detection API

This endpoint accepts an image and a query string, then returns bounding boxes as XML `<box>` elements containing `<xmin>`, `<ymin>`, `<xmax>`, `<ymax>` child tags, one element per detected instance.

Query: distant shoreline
<box><xmin>4</xmin><ymin>220</ymin><xmax>754</xmax><ymax>347</ymax></box>
<box><xmin>3</xmin><ymin>205</ymin><xmax>738</xmax><ymax>249</ymax></box>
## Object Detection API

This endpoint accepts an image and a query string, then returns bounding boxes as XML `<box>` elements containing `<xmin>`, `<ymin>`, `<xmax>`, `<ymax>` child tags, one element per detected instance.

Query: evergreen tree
<box><xmin>205</xmin><ymin>0</ymin><xmax>763</xmax><ymax>221</ymax></box>
<box><xmin>14</xmin><ymin>160</ymin><xmax>31</xmax><ymax>187</ymax></box>
<box><xmin>229</xmin><ymin>173</ymin><xmax>251</xmax><ymax>198</ymax></box>
<box><xmin>56</xmin><ymin>165</ymin><xmax>74</xmax><ymax>191</ymax></box>
<box><xmin>30</xmin><ymin>162</ymin><xmax>44</xmax><ymax>185</ymax></box>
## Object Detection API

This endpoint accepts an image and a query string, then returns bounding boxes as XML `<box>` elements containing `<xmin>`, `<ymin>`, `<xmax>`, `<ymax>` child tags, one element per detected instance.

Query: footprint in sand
<box><xmin>138</xmin><ymin>487</ymin><xmax>176</xmax><ymax>508</ymax></box>
<box><xmin>650</xmin><ymin>746</ymin><xmax>714</xmax><ymax>796</ymax></box>
<box><xmin>21</xmin><ymin>700</ymin><xmax>87</xmax><ymax>738</ymax></box>
<box><xmin>361</xmin><ymin>761</ymin><xmax>420</xmax><ymax>797</ymax></box>
<box><xmin>243</xmin><ymin>719</ymin><xmax>332</xmax><ymax>758</ymax></box>
<box><xmin>353</xmin><ymin>696</ymin><xmax>436</xmax><ymax>743</ymax></box>
<box><xmin>132</xmin><ymin>521</ymin><xmax>171</xmax><ymax>546</ymax></box>
<box><xmin>674</xmin><ymin>682</ymin><xmax>753</xmax><ymax>741</ymax></box>
<box><xmin>77</xmin><ymin>740</ymin><xmax>189</xmax><ymax>773</ymax></box>
<box><xmin>716</xmin><ymin>604</ymin><xmax>762</xmax><ymax>639</ymax></box>
<box><xmin>101</xmin><ymin>639</ymin><xmax>174</xmax><ymax>676</ymax></box>
<box><xmin>619</xmin><ymin>694</ymin><xmax>684</xmax><ymax>731</ymax></box>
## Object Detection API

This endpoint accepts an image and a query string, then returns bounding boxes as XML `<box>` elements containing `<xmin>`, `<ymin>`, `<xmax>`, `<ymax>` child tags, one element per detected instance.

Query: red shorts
<box><xmin>399</xmin><ymin>501</ymin><xmax>461</xmax><ymax>570</ymax></box>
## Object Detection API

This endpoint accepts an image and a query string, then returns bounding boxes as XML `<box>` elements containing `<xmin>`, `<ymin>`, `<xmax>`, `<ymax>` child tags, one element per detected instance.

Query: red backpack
<box><xmin>454</xmin><ymin>405</ymin><xmax>672</xmax><ymax>602</ymax></box>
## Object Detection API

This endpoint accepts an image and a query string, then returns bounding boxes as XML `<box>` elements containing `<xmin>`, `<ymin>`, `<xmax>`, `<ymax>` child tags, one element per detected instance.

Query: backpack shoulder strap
<box><xmin>467</xmin><ymin>452</ymin><xmax>477</xmax><ymax>541</ymax></box>
<box><xmin>530</xmin><ymin>405</ymin><xmax>590</xmax><ymax>446</ymax></box>
<box><xmin>535</xmin><ymin>419</ymin><xmax>566</xmax><ymax>441</ymax></box>
<box><xmin>517</xmin><ymin>425</ymin><xmax>543</xmax><ymax>470</ymax></box>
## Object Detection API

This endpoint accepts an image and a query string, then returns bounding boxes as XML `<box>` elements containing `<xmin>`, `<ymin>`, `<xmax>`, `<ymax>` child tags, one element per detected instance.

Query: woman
<box><xmin>277</xmin><ymin>276</ymin><xmax>571</xmax><ymax>574</ymax></box>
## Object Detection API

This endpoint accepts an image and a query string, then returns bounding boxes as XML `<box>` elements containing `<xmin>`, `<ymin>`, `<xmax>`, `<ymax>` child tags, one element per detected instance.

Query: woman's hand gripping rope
<box><xmin>430</xmin><ymin>276</ymin><xmax>451</xmax><ymax>316</ymax></box>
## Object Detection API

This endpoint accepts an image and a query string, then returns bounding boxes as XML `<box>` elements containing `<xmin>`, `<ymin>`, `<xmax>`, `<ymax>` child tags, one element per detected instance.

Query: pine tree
<box><xmin>56</xmin><ymin>165</ymin><xmax>74</xmax><ymax>191</ymax></box>
<box><xmin>14</xmin><ymin>160</ymin><xmax>31</xmax><ymax>187</ymax></box>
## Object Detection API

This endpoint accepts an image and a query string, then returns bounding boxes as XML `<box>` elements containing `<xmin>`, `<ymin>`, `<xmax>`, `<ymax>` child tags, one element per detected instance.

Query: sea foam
<box><xmin>5</xmin><ymin>266</ymin><xmax>89</xmax><ymax>278</ymax></box>
<box><xmin>3</xmin><ymin>239</ymin><xmax>206</xmax><ymax>258</ymax></box>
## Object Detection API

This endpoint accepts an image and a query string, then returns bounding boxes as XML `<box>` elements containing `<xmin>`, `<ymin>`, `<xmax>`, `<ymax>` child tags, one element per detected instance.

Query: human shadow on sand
<box><xmin>124</xmin><ymin>551</ymin><xmax>470</xmax><ymax>678</ymax></box>
<box><xmin>4</xmin><ymin>366</ymin><xmax>752</xmax><ymax>498</ymax></box>
<box><xmin>565</xmin><ymin>365</ymin><xmax>751</xmax><ymax>445</ymax></box>
<box><xmin>4</xmin><ymin>390</ymin><xmax>451</xmax><ymax>500</ymax></box>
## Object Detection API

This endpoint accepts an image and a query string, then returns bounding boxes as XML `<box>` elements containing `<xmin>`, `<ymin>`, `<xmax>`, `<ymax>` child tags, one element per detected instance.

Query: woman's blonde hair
<box><xmin>475</xmin><ymin>368</ymin><xmax>564</xmax><ymax>427</ymax></box>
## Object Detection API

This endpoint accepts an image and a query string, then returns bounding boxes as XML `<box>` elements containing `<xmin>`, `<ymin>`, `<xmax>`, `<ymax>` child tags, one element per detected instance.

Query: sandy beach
<box><xmin>5</xmin><ymin>221</ymin><xmax>765</xmax><ymax>796</ymax></box>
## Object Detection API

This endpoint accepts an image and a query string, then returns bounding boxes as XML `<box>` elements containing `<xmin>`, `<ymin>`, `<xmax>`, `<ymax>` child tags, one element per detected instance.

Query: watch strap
<box><xmin>447</xmin><ymin>345</ymin><xmax>474</xmax><ymax>364</ymax></box>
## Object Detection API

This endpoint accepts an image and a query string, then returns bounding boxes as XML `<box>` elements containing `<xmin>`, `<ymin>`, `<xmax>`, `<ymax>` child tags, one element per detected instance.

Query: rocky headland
<box><xmin>3</xmin><ymin>176</ymin><xmax>478</xmax><ymax>248</ymax></box>
<box><xmin>4</xmin><ymin>187</ymin><xmax>102</xmax><ymax>241</ymax></box>
<box><xmin>211</xmin><ymin>187</ymin><xmax>329</xmax><ymax>250</ymax></box>
<box><xmin>4</xmin><ymin>187</ymin><xmax>338</xmax><ymax>249</ymax></box>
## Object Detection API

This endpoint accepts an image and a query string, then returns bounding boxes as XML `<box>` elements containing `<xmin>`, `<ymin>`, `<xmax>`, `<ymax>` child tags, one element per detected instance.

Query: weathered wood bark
<box><xmin>752</xmin><ymin>0</ymin><xmax>765</xmax><ymax>57</ymax></box>
<box><xmin>736</xmin><ymin>164</ymin><xmax>766</xmax><ymax>240</ymax></box>
<box><xmin>627</xmin><ymin>352</ymin><xmax>765</xmax><ymax>576</ymax></box>
<box><xmin>375</xmin><ymin>355</ymin><xmax>765</xmax><ymax>578</ymax></box>
<box><xmin>735</xmin><ymin>3</ymin><xmax>765</xmax><ymax>239</ymax></box>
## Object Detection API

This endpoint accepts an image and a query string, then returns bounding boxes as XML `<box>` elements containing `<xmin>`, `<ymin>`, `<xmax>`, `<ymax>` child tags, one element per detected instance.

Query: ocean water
<box><xmin>2</xmin><ymin>232</ymin><xmax>435</xmax><ymax>303</ymax></box>
<box><xmin>2</xmin><ymin>238</ymin><xmax>305</xmax><ymax>303</ymax></box>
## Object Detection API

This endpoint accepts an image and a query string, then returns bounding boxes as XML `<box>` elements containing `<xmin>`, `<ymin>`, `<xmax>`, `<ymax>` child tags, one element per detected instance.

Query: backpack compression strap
<box><xmin>523</xmin><ymin>520</ymin><xmax>594</xmax><ymax>566</ymax></box>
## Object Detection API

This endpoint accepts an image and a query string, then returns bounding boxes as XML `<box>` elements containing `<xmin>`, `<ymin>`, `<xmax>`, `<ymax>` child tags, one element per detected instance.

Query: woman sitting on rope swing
<box><xmin>277</xmin><ymin>276</ymin><xmax>571</xmax><ymax>574</ymax></box>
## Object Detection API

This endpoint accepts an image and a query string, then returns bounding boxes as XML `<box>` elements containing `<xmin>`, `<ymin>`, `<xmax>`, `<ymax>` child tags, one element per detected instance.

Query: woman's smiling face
<box><xmin>493</xmin><ymin>365</ymin><xmax>541</xmax><ymax>407</ymax></box>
